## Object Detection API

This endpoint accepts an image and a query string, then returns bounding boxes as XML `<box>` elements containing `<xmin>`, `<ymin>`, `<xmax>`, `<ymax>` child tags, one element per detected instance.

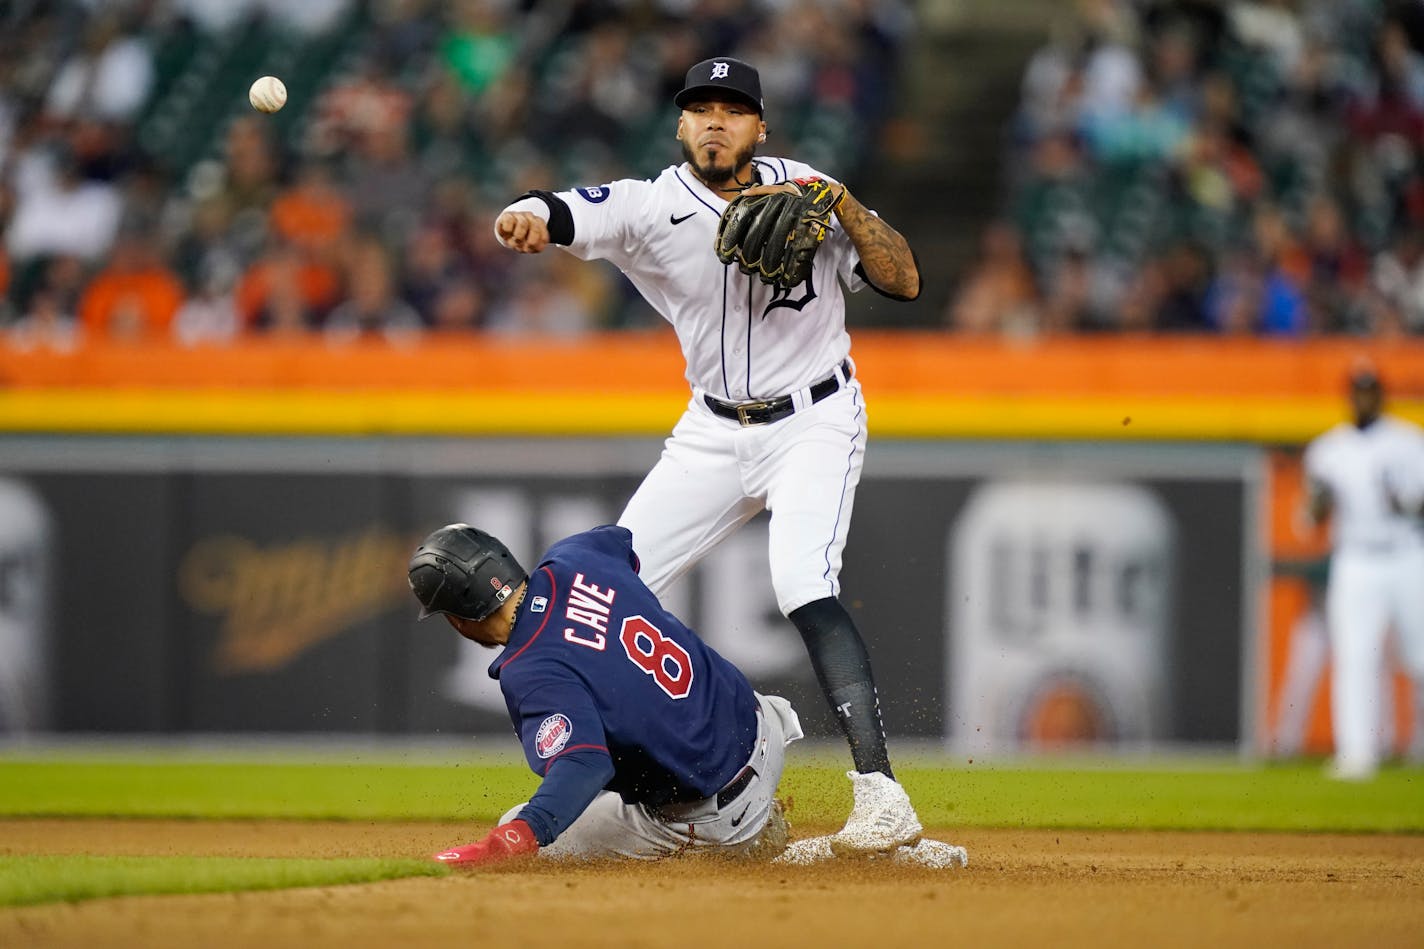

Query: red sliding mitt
<box><xmin>432</xmin><ymin>819</ymin><xmax>539</xmax><ymax>867</ymax></box>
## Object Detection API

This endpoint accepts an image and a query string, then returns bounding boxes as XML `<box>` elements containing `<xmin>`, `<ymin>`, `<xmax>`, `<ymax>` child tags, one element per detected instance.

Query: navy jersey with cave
<box><xmin>489</xmin><ymin>525</ymin><xmax>759</xmax><ymax>809</ymax></box>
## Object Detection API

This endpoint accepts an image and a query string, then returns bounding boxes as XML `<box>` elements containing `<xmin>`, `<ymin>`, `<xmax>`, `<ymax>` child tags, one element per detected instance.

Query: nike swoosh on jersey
<box><xmin>670</xmin><ymin>211</ymin><xmax>696</xmax><ymax>225</ymax></box>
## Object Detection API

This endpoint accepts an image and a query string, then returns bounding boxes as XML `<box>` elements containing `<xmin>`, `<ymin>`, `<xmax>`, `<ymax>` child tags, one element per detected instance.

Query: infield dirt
<box><xmin>2</xmin><ymin>819</ymin><xmax>1422</xmax><ymax>948</ymax></box>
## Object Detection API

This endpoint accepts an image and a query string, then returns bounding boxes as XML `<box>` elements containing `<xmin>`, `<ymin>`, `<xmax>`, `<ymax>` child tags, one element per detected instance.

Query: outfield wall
<box><xmin>2</xmin><ymin>333</ymin><xmax>1422</xmax><ymax>440</ymax></box>
<box><xmin>0</xmin><ymin>436</ymin><xmax>1256</xmax><ymax>754</ymax></box>
<box><xmin>2</xmin><ymin>334</ymin><xmax>1419</xmax><ymax>755</ymax></box>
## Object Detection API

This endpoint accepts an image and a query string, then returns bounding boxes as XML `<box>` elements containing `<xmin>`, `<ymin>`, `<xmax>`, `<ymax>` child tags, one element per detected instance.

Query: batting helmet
<box><xmin>408</xmin><ymin>523</ymin><xmax>527</xmax><ymax>622</ymax></box>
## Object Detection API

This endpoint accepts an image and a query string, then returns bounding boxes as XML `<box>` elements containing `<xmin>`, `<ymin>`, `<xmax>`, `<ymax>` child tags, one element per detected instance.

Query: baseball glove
<box><xmin>715</xmin><ymin>177</ymin><xmax>843</xmax><ymax>291</ymax></box>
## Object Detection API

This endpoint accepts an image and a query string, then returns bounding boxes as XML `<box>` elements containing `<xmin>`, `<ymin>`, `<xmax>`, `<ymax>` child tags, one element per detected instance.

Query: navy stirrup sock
<box><xmin>788</xmin><ymin>596</ymin><xmax>893</xmax><ymax>779</ymax></box>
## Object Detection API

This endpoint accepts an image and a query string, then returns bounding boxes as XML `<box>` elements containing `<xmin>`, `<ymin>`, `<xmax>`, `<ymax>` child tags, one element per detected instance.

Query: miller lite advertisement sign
<box><xmin>0</xmin><ymin>436</ymin><xmax>1255</xmax><ymax>748</ymax></box>
<box><xmin>948</xmin><ymin>481</ymin><xmax>1176</xmax><ymax>754</ymax></box>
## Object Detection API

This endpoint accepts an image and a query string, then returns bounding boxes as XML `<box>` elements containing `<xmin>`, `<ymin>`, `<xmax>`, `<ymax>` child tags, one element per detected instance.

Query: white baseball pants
<box><xmin>1326</xmin><ymin>544</ymin><xmax>1424</xmax><ymax>773</ymax></box>
<box><xmin>618</xmin><ymin>379</ymin><xmax>867</xmax><ymax>616</ymax></box>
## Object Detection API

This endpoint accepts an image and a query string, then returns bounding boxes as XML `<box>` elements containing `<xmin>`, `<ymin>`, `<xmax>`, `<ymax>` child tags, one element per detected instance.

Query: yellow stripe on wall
<box><xmin>0</xmin><ymin>389</ymin><xmax>1420</xmax><ymax>442</ymax></box>
<box><xmin>0</xmin><ymin>390</ymin><xmax>688</xmax><ymax>436</ymax></box>
<box><xmin>870</xmin><ymin>396</ymin><xmax>1365</xmax><ymax>442</ymax></box>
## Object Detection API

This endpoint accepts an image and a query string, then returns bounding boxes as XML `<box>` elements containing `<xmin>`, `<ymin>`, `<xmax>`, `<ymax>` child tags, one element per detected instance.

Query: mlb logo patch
<box><xmin>530</xmin><ymin>596</ymin><xmax>548</xmax><ymax>613</ymax></box>
<box><xmin>535</xmin><ymin>713</ymin><xmax>572</xmax><ymax>759</ymax></box>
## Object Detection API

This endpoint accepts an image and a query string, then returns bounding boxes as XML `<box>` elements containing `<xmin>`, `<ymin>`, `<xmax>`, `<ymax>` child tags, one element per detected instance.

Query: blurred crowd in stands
<box><xmin>948</xmin><ymin>0</ymin><xmax>1424</xmax><ymax>336</ymax></box>
<box><xmin>13</xmin><ymin>0</ymin><xmax>1421</xmax><ymax>346</ymax></box>
<box><xmin>0</xmin><ymin>0</ymin><xmax>909</xmax><ymax>349</ymax></box>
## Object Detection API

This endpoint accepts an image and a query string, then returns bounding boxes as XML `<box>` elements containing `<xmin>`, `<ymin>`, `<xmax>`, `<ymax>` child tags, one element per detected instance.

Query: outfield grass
<box><xmin>0</xmin><ymin>759</ymin><xmax>532</xmax><ymax>821</ymax></box>
<box><xmin>0</xmin><ymin>856</ymin><xmax>444</xmax><ymax>908</ymax></box>
<box><xmin>1</xmin><ymin>758</ymin><xmax>1420</xmax><ymax>832</ymax></box>
<box><xmin>1</xmin><ymin>757</ymin><xmax>1419</xmax><ymax>908</ymax></box>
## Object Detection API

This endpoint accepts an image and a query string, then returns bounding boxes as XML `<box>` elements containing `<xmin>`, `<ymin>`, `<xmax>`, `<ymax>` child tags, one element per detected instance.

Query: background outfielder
<box><xmin>1303</xmin><ymin>367</ymin><xmax>1424</xmax><ymax>779</ymax></box>
<box><xmin>494</xmin><ymin>57</ymin><xmax>925</xmax><ymax>854</ymax></box>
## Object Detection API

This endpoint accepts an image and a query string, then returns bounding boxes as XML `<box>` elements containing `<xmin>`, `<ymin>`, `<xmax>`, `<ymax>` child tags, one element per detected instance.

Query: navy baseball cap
<box><xmin>674</xmin><ymin>57</ymin><xmax>763</xmax><ymax>114</ymax></box>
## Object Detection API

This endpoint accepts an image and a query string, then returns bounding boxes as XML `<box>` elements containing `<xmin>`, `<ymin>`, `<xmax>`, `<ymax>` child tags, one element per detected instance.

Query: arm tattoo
<box><xmin>836</xmin><ymin>190</ymin><xmax>920</xmax><ymax>300</ymax></box>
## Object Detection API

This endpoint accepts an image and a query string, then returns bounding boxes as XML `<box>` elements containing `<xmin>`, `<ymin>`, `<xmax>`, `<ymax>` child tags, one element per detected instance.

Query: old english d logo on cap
<box><xmin>674</xmin><ymin>57</ymin><xmax>764</xmax><ymax>112</ymax></box>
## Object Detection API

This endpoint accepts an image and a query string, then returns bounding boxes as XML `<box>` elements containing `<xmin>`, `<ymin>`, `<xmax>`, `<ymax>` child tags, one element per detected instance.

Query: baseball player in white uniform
<box><xmin>1303</xmin><ymin>367</ymin><xmax>1424</xmax><ymax>779</ymax></box>
<box><xmin>494</xmin><ymin>57</ymin><xmax>927</xmax><ymax>855</ymax></box>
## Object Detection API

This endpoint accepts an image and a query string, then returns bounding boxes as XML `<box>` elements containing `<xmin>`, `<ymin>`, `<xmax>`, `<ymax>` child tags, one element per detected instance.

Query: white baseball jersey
<box><xmin>1303</xmin><ymin>414</ymin><xmax>1424</xmax><ymax>777</ymax></box>
<box><xmin>511</xmin><ymin>157</ymin><xmax>869</xmax><ymax>399</ymax></box>
<box><xmin>502</xmin><ymin>158</ymin><xmax>888</xmax><ymax>615</ymax></box>
<box><xmin>1304</xmin><ymin>415</ymin><xmax>1424</xmax><ymax>554</ymax></box>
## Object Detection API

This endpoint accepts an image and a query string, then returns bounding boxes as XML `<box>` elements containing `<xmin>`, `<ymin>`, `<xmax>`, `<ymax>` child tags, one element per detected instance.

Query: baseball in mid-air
<box><xmin>248</xmin><ymin>76</ymin><xmax>287</xmax><ymax>113</ymax></box>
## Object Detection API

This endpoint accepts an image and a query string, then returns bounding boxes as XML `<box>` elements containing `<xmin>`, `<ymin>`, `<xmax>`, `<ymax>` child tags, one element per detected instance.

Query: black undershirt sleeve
<box><xmin>519</xmin><ymin>190</ymin><xmax>575</xmax><ymax>246</ymax></box>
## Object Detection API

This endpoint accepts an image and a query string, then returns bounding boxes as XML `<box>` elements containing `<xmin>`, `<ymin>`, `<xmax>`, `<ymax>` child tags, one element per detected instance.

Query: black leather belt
<box><xmin>715</xmin><ymin>765</ymin><xmax>758</xmax><ymax>809</ymax></box>
<box><xmin>704</xmin><ymin>359</ymin><xmax>853</xmax><ymax>426</ymax></box>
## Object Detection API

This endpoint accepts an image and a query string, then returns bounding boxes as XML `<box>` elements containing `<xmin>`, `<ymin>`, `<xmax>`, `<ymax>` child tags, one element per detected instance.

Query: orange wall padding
<box><xmin>855</xmin><ymin>335</ymin><xmax>1424</xmax><ymax>398</ymax></box>
<box><xmin>3</xmin><ymin>332</ymin><xmax>1422</xmax><ymax>397</ymax></box>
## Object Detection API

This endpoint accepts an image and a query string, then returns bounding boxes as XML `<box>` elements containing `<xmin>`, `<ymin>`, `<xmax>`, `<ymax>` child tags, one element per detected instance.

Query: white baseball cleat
<box><xmin>828</xmin><ymin>770</ymin><xmax>923</xmax><ymax>857</ymax></box>
<box><xmin>770</xmin><ymin>834</ymin><xmax>836</xmax><ymax>866</ymax></box>
<box><xmin>741</xmin><ymin>798</ymin><xmax>792</xmax><ymax>861</ymax></box>
<box><xmin>769</xmin><ymin>834</ymin><xmax>967</xmax><ymax>869</ymax></box>
<box><xmin>1325</xmin><ymin>759</ymin><xmax>1377</xmax><ymax>782</ymax></box>
<box><xmin>888</xmin><ymin>838</ymin><xmax>969</xmax><ymax>870</ymax></box>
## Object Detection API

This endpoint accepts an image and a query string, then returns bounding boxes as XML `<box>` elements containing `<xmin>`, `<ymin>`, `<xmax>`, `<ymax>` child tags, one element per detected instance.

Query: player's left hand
<box><xmin>715</xmin><ymin>177</ymin><xmax>846</xmax><ymax>291</ymax></box>
<box><xmin>737</xmin><ymin>179</ymin><xmax>847</xmax><ymax>209</ymax></box>
<box><xmin>432</xmin><ymin>819</ymin><xmax>539</xmax><ymax>867</ymax></box>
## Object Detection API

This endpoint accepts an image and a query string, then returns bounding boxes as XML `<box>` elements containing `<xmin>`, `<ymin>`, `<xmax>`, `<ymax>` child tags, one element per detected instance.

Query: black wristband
<box><xmin>518</xmin><ymin>190</ymin><xmax>575</xmax><ymax>246</ymax></box>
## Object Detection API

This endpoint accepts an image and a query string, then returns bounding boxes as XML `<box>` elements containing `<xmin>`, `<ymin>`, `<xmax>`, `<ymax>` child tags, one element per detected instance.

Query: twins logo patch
<box><xmin>535</xmin><ymin>713</ymin><xmax>572</xmax><ymax>759</ymax></box>
<box><xmin>577</xmin><ymin>185</ymin><xmax>611</xmax><ymax>203</ymax></box>
<box><xmin>530</xmin><ymin>596</ymin><xmax>548</xmax><ymax>613</ymax></box>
